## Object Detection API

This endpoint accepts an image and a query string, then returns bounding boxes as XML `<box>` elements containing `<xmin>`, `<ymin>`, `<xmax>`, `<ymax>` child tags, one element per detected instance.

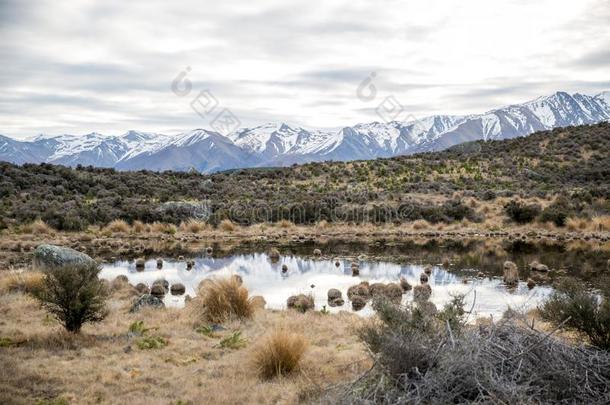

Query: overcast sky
<box><xmin>1</xmin><ymin>0</ymin><xmax>609</xmax><ymax>138</ymax></box>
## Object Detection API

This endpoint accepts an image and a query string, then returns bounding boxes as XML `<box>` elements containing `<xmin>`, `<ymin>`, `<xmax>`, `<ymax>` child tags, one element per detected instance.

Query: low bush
<box><xmin>32</xmin><ymin>263</ymin><xmax>109</xmax><ymax>333</ymax></box>
<box><xmin>539</xmin><ymin>279</ymin><xmax>610</xmax><ymax>349</ymax></box>
<box><xmin>252</xmin><ymin>330</ymin><xmax>307</xmax><ymax>379</ymax></box>
<box><xmin>197</xmin><ymin>277</ymin><xmax>254</xmax><ymax>323</ymax></box>
<box><xmin>339</xmin><ymin>296</ymin><xmax>610</xmax><ymax>403</ymax></box>
<box><xmin>504</xmin><ymin>200</ymin><xmax>541</xmax><ymax>223</ymax></box>
<box><xmin>218</xmin><ymin>219</ymin><xmax>236</xmax><ymax>232</ymax></box>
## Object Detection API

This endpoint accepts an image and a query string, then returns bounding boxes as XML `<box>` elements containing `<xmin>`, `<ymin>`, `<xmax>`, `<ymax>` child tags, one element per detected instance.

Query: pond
<box><xmin>100</xmin><ymin>253</ymin><xmax>554</xmax><ymax>319</ymax></box>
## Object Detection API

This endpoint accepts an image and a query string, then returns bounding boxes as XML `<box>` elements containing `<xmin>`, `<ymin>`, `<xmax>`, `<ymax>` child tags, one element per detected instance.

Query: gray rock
<box><xmin>170</xmin><ymin>283</ymin><xmax>186</xmax><ymax>296</ymax></box>
<box><xmin>33</xmin><ymin>244</ymin><xmax>96</xmax><ymax>269</ymax></box>
<box><xmin>129</xmin><ymin>294</ymin><xmax>165</xmax><ymax>312</ymax></box>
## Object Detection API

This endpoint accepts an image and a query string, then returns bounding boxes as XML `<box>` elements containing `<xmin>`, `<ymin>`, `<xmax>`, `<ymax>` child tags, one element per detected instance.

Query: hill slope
<box><xmin>0</xmin><ymin>123</ymin><xmax>608</xmax><ymax>230</ymax></box>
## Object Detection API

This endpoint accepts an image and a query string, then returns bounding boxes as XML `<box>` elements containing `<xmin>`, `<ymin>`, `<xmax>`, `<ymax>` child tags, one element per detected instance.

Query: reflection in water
<box><xmin>100</xmin><ymin>253</ymin><xmax>553</xmax><ymax>319</ymax></box>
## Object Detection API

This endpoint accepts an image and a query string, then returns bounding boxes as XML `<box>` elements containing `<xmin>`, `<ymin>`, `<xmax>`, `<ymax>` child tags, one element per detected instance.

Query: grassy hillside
<box><xmin>1</xmin><ymin>123</ymin><xmax>608</xmax><ymax>230</ymax></box>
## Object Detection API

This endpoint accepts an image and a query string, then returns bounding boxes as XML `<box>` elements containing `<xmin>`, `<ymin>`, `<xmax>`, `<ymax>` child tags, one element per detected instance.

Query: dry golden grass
<box><xmin>150</xmin><ymin>221</ymin><xmax>177</xmax><ymax>234</ymax></box>
<box><xmin>0</xmin><ymin>270</ymin><xmax>44</xmax><ymax>295</ymax></box>
<box><xmin>179</xmin><ymin>219</ymin><xmax>209</xmax><ymax>233</ymax></box>
<box><xmin>219</xmin><ymin>219</ymin><xmax>236</xmax><ymax>232</ymax></box>
<box><xmin>103</xmin><ymin>219</ymin><xmax>130</xmax><ymax>233</ymax></box>
<box><xmin>21</xmin><ymin>219</ymin><xmax>53</xmax><ymax>234</ymax></box>
<box><xmin>0</xmin><ymin>288</ymin><xmax>368</xmax><ymax>405</ymax></box>
<box><xmin>412</xmin><ymin>219</ymin><xmax>430</xmax><ymax>230</ymax></box>
<box><xmin>566</xmin><ymin>217</ymin><xmax>589</xmax><ymax>231</ymax></box>
<box><xmin>277</xmin><ymin>219</ymin><xmax>294</xmax><ymax>228</ymax></box>
<box><xmin>196</xmin><ymin>276</ymin><xmax>254</xmax><ymax>323</ymax></box>
<box><xmin>252</xmin><ymin>329</ymin><xmax>308</xmax><ymax>380</ymax></box>
<box><xmin>131</xmin><ymin>220</ymin><xmax>149</xmax><ymax>233</ymax></box>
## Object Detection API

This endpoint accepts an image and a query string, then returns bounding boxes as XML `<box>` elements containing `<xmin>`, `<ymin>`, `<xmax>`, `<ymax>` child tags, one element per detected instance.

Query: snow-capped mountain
<box><xmin>1</xmin><ymin>91</ymin><xmax>609</xmax><ymax>173</ymax></box>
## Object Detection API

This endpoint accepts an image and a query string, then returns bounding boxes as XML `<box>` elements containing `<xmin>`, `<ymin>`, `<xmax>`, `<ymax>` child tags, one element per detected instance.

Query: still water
<box><xmin>100</xmin><ymin>253</ymin><xmax>553</xmax><ymax>319</ymax></box>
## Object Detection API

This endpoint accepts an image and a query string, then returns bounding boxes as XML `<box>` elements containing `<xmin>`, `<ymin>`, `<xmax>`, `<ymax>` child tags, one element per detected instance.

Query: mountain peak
<box><xmin>1</xmin><ymin>90</ymin><xmax>608</xmax><ymax>172</ymax></box>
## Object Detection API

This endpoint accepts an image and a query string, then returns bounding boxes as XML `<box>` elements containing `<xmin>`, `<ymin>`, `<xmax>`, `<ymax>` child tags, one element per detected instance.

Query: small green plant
<box><xmin>217</xmin><ymin>331</ymin><xmax>247</xmax><ymax>349</ymax></box>
<box><xmin>0</xmin><ymin>337</ymin><xmax>14</xmax><ymax>347</ymax></box>
<box><xmin>128</xmin><ymin>320</ymin><xmax>153</xmax><ymax>336</ymax></box>
<box><xmin>137</xmin><ymin>335</ymin><xmax>168</xmax><ymax>350</ymax></box>
<box><xmin>320</xmin><ymin>305</ymin><xmax>330</xmax><ymax>315</ymax></box>
<box><xmin>195</xmin><ymin>325</ymin><xmax>219</xmax><ymax>338</ymax></box>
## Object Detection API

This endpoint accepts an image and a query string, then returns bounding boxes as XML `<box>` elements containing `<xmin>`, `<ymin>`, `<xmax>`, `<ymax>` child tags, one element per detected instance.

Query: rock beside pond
<box><xmin>281</xmin><ymin>264</ymin><xmax>288</xmax><ymax>273</ymax></box>
<box><xmin>327</xmin><ymin>288</ymin><xmax>344</xmax><ymax>307</ymax></box>
<box><xmin>424</xmin><ymin>265</ymin><xmax>433</xmax><ymax>275</ymax></box>
<box><xmin>111</xmin><ymin>275</ymin><xmax>129</xmax><ymax>290</ymax></box>
<box><xmin>135</xmin><ymin>258</ymin><xmax>145</xmax><ymax>270</ymax></box>
<box><xmin>287</xmin><ymin>294</ymin><xmax>314</xmax><ymax>312</ymax></box>
<box><xmin>33</xmin><ymin>244</ymin><xmax>95</xmax><ymax>269</ymax></box>
<box><xmin>503</xmin><ymin>261</ymin><xmax>519</xmax><ymax>286</ymax></box>
<box><xmin>206</xmin><ymin>246</ymin><xmax>213</xmax><ymax>255</ymax></box>
<box><xmin>130</xmin><ymin>294</ymin><xmax>165</xmax><ymax>313</ymax></box>
<box><xmin>529</xmin><ymin>261</ymin><xmax>549</xmax><ymax>272</ymax></box>
<box><xmin>170</xmin><ymin>283</ymin><xmax>186</xmax><ymax>295</ymax></box>
<box><xmin>413</xmin><ymin>284</ymin><xmax>432</xmax><ymax>302</ymax></box>
<box><xmin>527</xmin><ymin>278</ymin><xmax>536</xmax><ymax>289</ymax></box>
<box><xmin>369</xmin><ymin>283</ymin><xmax>387</xmax><ymax>297</ymax></box>
<box><xmin>150</xmin><ymin>284</ymin><xmax>166</xmax><ymax>299</ymax></box>
<box><xmin>135</xmin><ymin>283</ymin><xmax>150</xmax><ymax>294</ymax></box>
<box><xmin>420</xmin><ymin>273</ymin><xmax>429</xmax><ymax>284</ymax></box>
<box><xmin>347</xmin><ymin>282</ymin><xmax>370</xmax><ymax>301</ymax></box>
<box><xmin>351</xmin><ymin>296</ymin><xmax>367</xmax><ymax>311</ymax></box>
<box><xmin>156</xmin><ymin>258</ymin><xmax>163</xmax><ymax>269</ymax></box>
<box><xmin>313</xmin><ymin>248</ymin><xmax>322</xmax><ymax>256</ymax></box>
<box><xmin>385</xmin><ymin>283</ymin><xmax>403</xmax><ymax>302</ymax></box>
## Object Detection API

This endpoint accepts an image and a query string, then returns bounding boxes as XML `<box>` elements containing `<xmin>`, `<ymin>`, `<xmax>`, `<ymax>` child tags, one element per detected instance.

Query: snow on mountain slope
<box><xmin>0</xmin><ymin>91</ymin><xmax>608</xmax><ymax>172</ymax></box>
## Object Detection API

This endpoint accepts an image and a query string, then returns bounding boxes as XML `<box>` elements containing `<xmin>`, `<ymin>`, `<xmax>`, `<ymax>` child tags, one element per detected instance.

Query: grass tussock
<box><xmin>218</xmin><ymin>219</ymin><xmax>236</xmax><ymax>232</ymax></box>
<box><xmin>252</xmin><ymin>329</ymin><xmax>308</xmax><ymax>379</ymax></box>
<box><xmin>150</xmin><ymin>221</ymin><xmax>177</xmax><ymax>234</ymax></box>
<box><xmin>0</xmin><ymin>271</ymin><xmax>44</xmax><ymax>295</ymax></box>
<box><xmin>131</xmin><ymin>220</ymin><xmax>149</xmax><ymax>233</ymax></box>
<box><xmin>103</xmin><ymin>219</ymin><xmax>130</xmax><ymax>233</ymax></box>
<box><xmin>412</xmin><ymin>219</ymin><xmax>430</xmax><ymax>230</ymax></box>
<box><xmin>179</xmin><ymin>219</ymin><xmax>209</xmax><ymax>233</ymax></box>
<box><xmin>21</xmin><ymin>219</ymin><xmax>54</xmax><ymax>234</ymax></box>
<box><xmin>197</xmin><ymin>276</ymin><xmax>254</xmax><ymax>323</ymax></box>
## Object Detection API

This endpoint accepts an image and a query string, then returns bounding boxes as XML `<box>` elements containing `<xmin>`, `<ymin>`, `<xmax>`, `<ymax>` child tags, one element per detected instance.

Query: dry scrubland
<box><xmin>0</xmin><ymin>277</ymin><xmax>370</xmax><ymax>404</ymax></box>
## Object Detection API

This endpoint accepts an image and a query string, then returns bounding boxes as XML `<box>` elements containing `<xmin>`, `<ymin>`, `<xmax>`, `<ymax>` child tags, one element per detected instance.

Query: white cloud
<box><xmin>0</xmin><ymin>0</ymin><xmax>608</xmax><ymax>138</ymax></box>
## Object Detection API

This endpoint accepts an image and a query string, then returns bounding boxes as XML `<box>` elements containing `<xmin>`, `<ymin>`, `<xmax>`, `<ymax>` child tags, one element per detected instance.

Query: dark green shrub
<box><xmin>539</xmin><ymin>279</ymin><xmax>610</xmax><ymax>349</ymax></box>
<box><xmin>540</xmin><ymin>197</ymin><xmax>573</xmax><ymax>227</ymax></box>
<box><xmin>33</xmin><ymin>263</ymin><xmax>109</xmax><ymax>333</ymax></box>
<box><xmin>504</xmin><ymin>200</ymin><xmax>541</xmax><ymax>223</ymax></box>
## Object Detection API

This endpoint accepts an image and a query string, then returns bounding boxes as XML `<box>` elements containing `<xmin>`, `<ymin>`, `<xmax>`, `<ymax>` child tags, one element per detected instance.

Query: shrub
<box><xmin>103</xmin><ymin>219</ymin><xmax>130</xmax><ymax>233</ymax></box>
<box><xmin>539</xmin><ymin>279</ymin><xmax>610</xmax><ymax>349</ymax></box>
<box><xmin>131</xmin><ymin>220</ymin><xmax>148</xmax><ymax>233</ymax></box>
<box><xmin>342</xmin><ymin>295</ymin><xmax>610</xmax><ymax>403</ymax></box>
<box><xmin>197</xmin><ymin>276</ymin><xmax>254</xmax><ymax>323</ymax></box>
<box><xmin>33</xmin><ymin>263</ymin><xmax>109</xmax><ymax>333</ymax></box>
<box><xmin>504</xmin><ymin>200</ymin><xmax>541</xmax><ymax>223</ymax></box>
<box><xmin>539</xmin><ymin>197</ymin><xmax>572</xmax><ymax>227</ymax></box>
<box><xmin>252</xmin><ymin>330</ymin><xmax>307</xmax><ymax>379</ymax></box>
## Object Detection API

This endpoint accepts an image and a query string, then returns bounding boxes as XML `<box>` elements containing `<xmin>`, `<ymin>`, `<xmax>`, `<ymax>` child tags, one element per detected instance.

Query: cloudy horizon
<box><xmin>1</xmin><ymin>0</ymin><xmax>609</xmax><ymax>139</ymax></box>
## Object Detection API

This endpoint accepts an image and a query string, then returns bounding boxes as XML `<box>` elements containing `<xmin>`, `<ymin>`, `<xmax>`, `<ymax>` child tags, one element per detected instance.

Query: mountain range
<box><xmin>1</xmin><ymin>91</ymin><xmax>609</xmax><ymax>173</ymax></box>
